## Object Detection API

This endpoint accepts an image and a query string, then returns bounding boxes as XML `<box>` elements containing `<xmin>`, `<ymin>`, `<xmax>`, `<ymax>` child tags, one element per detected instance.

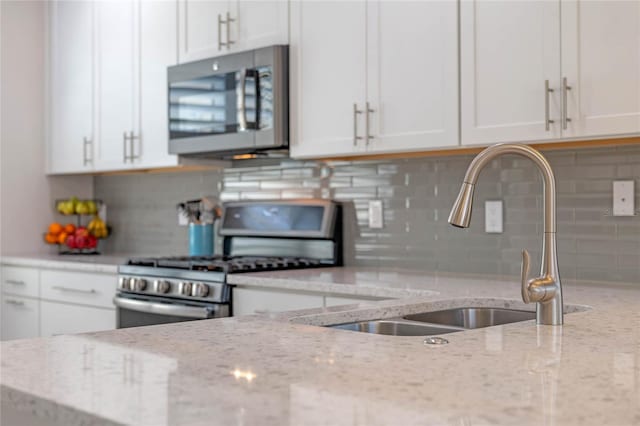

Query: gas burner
<box><xmin>128</xmin><ymin>255</ymin><xmax>327</xmax><ymax>274</ymax></box>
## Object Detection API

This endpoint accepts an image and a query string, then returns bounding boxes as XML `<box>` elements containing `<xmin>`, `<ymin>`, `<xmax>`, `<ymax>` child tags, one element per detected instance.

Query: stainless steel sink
<box><xmin>329</xmin><ymin>319</ymin><xmax>461</xmax><ymax>337</ymax></box>
<box><xmin>403</xmin><ymin>307</ymin><xmax>536</xmax><ymax>329</ymax></box>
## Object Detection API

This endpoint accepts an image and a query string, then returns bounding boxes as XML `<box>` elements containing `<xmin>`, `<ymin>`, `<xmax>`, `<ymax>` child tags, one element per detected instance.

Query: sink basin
<box><xmin>403</xmin><ymin>307</ymin><xmax>535</xmax><ymax>329</ymax></box>
<box><xmin>329</xmin><ymin>319</ymin><xmax>461</xmax><ymax>337</ymax></box>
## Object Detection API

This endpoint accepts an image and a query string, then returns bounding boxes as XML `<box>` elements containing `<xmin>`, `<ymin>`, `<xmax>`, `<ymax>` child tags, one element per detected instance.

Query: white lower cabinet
<box><xmin>40</xmin><ymin>301</ymin><xmax>115</xmax><ymax>337</ymax></box>
<box><xmin>0</xmin><ymin>264</ymin><xmax>117</xmax><ymax>341</ymax></box>
<box><xmin>232</xmin><ymin>287</ymin><xmax>388</xmax><ymax>316</ymax></box>
<box><xmin>233</xmin><ymin>287</ymin><xmax>324</xmax><ymax>316</ymax></box>
<box><xmin>1</xmin><ymin>295</ymin><xmax>39</xmax><ymax>341</ymax></box>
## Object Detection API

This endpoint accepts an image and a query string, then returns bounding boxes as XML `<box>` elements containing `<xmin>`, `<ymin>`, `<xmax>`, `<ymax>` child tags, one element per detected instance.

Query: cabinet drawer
<box><xmin>1</xmin><ymin>295</ymin><xmax>39</xmax><ymax>341</ymax></box>
<box><xmin>41</xmin><ymin>270</ymin><xmax>116</xmax><ymax>308</ymax></box>
<box><xmin>1</xmin><ymin>266</ymin><xmax>39</xmax><ymax>298</ymax></box>
<box><xmin>40</xmin><ymin>301</ymin><xmax>115</xmax><ymax>337</ymax></box>
<box><xmin>233</xmin><ymin>287</ymin><xmax>324</xmax><ymax>316</ymax></box>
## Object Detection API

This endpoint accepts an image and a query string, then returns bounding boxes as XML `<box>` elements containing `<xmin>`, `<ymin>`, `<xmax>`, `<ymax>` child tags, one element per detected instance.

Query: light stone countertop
<box><xmin>0</xmin><ymin>253</ymin><xmax>135</xmax><ymax>274</ymax></box>
<box><xmin>2</xmin><ymin>268</ymin><xmax>640</xmax><ymax>426</ymax></box>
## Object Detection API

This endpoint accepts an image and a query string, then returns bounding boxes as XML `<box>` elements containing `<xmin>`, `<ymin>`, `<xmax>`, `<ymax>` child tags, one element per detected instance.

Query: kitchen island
<box><xmin>2</xmin><ymin>267</ymin><xmax>639</xmax><ymax>425</ymax></box>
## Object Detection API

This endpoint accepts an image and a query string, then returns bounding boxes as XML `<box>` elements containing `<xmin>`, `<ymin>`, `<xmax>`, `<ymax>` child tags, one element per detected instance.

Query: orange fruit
<box><xmin>48</xmin><ymin>223</ymin><xmax>63</xmax><ymax>235</ymax></box>
<box><xmin>64</xmin><ymin>223</ymin><xmax>76</xmax><ymax>234</ymax></box>
<box><xmin>57</xmin><ymin>232</ymin><xmax>68</xmax><ymax>245</ymax></box>
<box><xmin>45</xmin><ymin>233</ymin><xmax>58</xmax><ymax>244</ymax></box>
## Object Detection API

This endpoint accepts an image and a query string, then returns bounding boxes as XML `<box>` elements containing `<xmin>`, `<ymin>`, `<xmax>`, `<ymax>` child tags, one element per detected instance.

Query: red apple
<box><xmin>65</xmin><ymin>235</ymin><xmax>77</xmax><ymax>249</ymax></box>
<box><xmin>87</xmin><ymin>235</ymin><xmax>98</xmax><ymax>249</ymax></box>
<box><xmin>75</xmin><ymin>235</ymin><xmax>88</xmax><ymax>249</ymax></box>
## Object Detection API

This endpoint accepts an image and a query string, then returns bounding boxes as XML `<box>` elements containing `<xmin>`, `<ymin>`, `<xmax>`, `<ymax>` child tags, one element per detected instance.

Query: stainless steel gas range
<box><xmin>115</xmin><ymin>200</ymin><xmax>342</xmax><ymax>328</ymax></box>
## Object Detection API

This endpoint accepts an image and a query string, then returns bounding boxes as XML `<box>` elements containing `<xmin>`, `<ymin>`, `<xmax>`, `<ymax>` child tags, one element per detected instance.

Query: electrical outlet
<box><xmin>613</xmin><ymin>180</ymin><xmax>635</xmax><ymax>216</ymax></box>
<box><xmin>485</xmin><ymin>200</ymin><xmax>503</xmax><ymax>233</ymax></box>
<box><xmin>368</xmin><ymin>200</ymin><xmax>384</xmax><ymax>229</ymax></box>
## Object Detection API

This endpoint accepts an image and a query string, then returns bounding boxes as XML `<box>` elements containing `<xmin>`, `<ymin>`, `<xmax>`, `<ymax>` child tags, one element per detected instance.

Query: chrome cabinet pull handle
<box><xmin>52</xmin><ymin>286</ymin><xmax>97</xmax><ymax>295</ymax></box>
<box><xmin>562</xmin><ymin>77</ymin><xmax>572</xmax><ymax>130</ymax></box>
<box><xmin>4</xmin><ymin>299</ymin><xmax>25</xmax><ymax>306</ymax></box>
<box><xmin>545</xmin><ymin>80</ymin><xmax>555</xmax><ymax>131</ymax></box>
<box><xmin>218</xmin><ymin>12</ymin><xmax>235</xmax><ymax>51</ymax></box>
<box><xmin>225</xmin><ymin>12</ymin><xmax>235</xmax><ymax>50</ymax></box>
<box><xmin>83</xmin><ymin>137</ymin><xmax>93</xmax><ymax>166</ymax></box>
<box><xmin>123</xmin><ymin>132</ymin><xmax>129</xmax><ymax>163</ymax></box>
<box><xmin>83</xmin><ymin>137</ymin><xmax>87</xmax><ymax>166</ymax></box>
<box><xmin>128</xmin><ymin>131</ymin><xmax>139</xmax><ymax>161</ymax></box>
<box><xmin>5</xmin><ymin>280</ymin><xmax>25</xmax><ymax>286</ymax></box>
<box><xmin>365</xmin><ymin>102</ymin><xmax>375</xmax><ymax>144</ymax></box>
<box><xmin>353</xmin><ymin>103</ymin><xmax>363</xmax><ymax>146</ymax></box>
<box><xmin>217</xmin><ymin>13</ymin><xmax>223</xmax><ymax>51</ymax></box>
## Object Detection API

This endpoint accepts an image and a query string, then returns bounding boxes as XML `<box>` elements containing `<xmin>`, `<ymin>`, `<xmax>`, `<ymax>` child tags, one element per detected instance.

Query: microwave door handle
<box><xmin>237</xmin><ymin>68</ymin><xmax>248</xmax><ymax>132</ymax></box>
<box><xmin>113</xmin><ymin>296</ymin><xmax>216</xmax><ymax>319</ymax></box>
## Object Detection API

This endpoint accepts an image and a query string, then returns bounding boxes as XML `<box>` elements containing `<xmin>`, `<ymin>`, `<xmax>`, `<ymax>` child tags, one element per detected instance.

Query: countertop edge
<box><xmin>227</xmin><ymin>274</ymin><xmax>438</xmax><ymax>299</ymax></box>
<box><xmin>0</xmin><ymin>256</ymin><xmax>121</xmax><ymax>274</ymax></box>
<box><xmin>1</xmin><ymin>385</ymin><xmax>122</xmax><ymax>426</ymax></box>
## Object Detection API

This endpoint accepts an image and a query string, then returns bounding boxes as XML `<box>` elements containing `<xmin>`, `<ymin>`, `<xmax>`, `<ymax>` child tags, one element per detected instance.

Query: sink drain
<box><xmin>424</xmin><ymin>337</ymin><xmax>449</xmax><ymax>345</ymax></box>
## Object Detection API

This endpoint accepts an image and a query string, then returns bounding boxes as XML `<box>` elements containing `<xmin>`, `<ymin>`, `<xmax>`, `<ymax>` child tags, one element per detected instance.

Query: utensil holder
<box><xmin>189</xmin><ymin>223</ymin><xmax>214</xmax><ymax>256</ymax></box>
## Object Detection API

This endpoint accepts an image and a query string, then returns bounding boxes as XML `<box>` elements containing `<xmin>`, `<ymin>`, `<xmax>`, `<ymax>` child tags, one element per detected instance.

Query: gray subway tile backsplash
<box><xmin>94</xmin><ymin>145</ymin><xmax>640</xmax><ymax>284</ymax></box>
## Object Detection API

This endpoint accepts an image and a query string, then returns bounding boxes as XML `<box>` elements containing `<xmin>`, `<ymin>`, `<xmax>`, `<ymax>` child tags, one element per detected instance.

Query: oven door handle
<box><xmin>113</xmin><ymin>296</ymin><xmax>217</xmax><ymax>319</ymax></box>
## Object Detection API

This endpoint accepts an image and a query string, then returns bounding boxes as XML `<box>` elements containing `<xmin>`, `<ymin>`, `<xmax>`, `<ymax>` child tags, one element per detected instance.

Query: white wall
<box><xmin>0</xmin><ymin>0</ymin><xmax>92</xmax><ymax>256</ymax></box>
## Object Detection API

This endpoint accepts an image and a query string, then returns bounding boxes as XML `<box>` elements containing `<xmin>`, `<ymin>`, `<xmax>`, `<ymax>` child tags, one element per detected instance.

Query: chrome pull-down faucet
<box><xmin>448</xmin><ymin>143</ymin><xmax>563</xmax><ymax>325</ymax></box>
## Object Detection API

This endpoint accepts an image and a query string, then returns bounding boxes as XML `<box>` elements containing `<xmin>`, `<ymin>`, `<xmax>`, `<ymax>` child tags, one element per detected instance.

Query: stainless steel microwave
<box><xmin>167</xmin><ymin>45</ymin><xmax>288</xmax><ymax>158</ymax></box>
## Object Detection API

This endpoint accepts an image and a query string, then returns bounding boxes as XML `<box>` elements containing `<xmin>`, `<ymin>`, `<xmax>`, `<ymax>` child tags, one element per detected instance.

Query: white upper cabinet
<box><xmin>561</xmin><ymin>0</ymin><xmax>640</xmax><ymax>138</ymax></box>
<box><xmin>290</xmin><ymin>1</ymin><xmax>368</xmax><ymax>158</ymax></box>
<box><xmin>94</xmin><ymin>0</ymin><xmax>136</xmax><ymax>171</ymax></box>
<box><xmin>178</xmin><ymin>0</ymin><xmax>230</xmax><ymax>63</ymax></box>
<box><xmin>366</xmin><ymin>0</ymin><xmax>458</xmax><ymax>154</ymax></box>
<box><xmin>460</xmin><ymin>1</ymin><xmax>562</xmax><ymax>146</ymax></box>
<box><xmin>233</xmin><ymin>1</ymin><xmax>288</xmax><ymax>52</ymax></box>
<box><xmin>137</xmin><ymin>0</ymin><xmax>180</xmax><ymax>168</ymax></box>
<box><xmin>48</xmin><ymin>0</ymin><xmax>179</xmax><ymax>174</ymax></box>
<box><xmin>48</xmin><ymin>0</ymin><xmax>95</xmax><ymax>174</ymax></box>
<box><xmin>178</xmin><ymin>0</ymin><xmax>288</xmax><ymax>63</ymax></box>
<box><xmin>291</xmin><ymin>0</ymin><xmax>459</xmax><ymax>159</ymax></box>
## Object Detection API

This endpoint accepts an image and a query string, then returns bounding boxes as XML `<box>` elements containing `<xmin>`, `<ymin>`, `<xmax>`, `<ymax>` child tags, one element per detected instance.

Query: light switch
<box><xmin>485</xmin><ymin>200</ymin><xmax>503</xmax><ymax>234</ymax></box>
<box><xmin>613</xmin><ymin>180</ymin><xmax>635</xmax><ymax>216</ymax></box>
<box><xmin>368</xmin><ymin>200</ymin><xmax>384</xmax><ymax>229</ymax></box>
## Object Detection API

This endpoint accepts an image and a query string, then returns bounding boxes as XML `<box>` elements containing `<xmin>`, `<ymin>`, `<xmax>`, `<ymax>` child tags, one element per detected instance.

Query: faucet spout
<box><xmin>448</xmin><ymin>143</ymin><xmax>563</xmax><ymax>326</ymax></box>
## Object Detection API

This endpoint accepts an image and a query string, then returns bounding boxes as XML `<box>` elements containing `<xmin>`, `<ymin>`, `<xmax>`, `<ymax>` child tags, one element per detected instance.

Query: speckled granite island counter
<box><xmin>2</xmin><ymin>268</ymin><xmax>640</xmax><ymax>426</ymax></box>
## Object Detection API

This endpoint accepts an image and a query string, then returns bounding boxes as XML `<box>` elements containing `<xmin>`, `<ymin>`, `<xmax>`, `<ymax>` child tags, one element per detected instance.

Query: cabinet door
<box><xmin>40</xmin><ymin>301</ymin><xmax>116</xmax><ymax>337</ymax></box>
<box><xmin>232</xmin><ymin>287</ymin><xmax>323</xmax><ymax>316</ymax></box>
<box><xmin>460</xmin><ymin>1</ymin><xmax>561</xmax><ymax>146</ymax></box>
<box><xmin>1</xmin><ymin>295</ymin><xmax>39</xmax><ymax>341</ymax></box>
<box><xmin>366</xmin><ymin>1</ymin><xmax>459</xmax><ymax>154</ymax></box>
<box><xmin>136</xmin><ymin>0</ymin><xmax>179</xmax><ymax>169</ymax></box>
<box><xmin>561</xmin><ymin>0</ymin><xmax>640</xmax><ymax>138</ymax></box>
<box><xmin>1</xmin><ymin>266</ymin><xmax>39</xmax><ymax>298</ymax></box>
<box><xmin>232</xmin><ymin>0</ymin><xmax>288</xmax><ymax>52</ymax></box>
<box><xmin>94</xmin><ymin>0</ymin><xmax>135</xmax><ymax>171</ymax></box>
<box><xmin>290</xmin><ymin>1</ymin><xmax>367</xmax><ymax>158</ymax></box>
<box><xmin>178</xmin><ymin>0</ymin><xmax>230</xmax><ymax>63</ymax></box>
<box><xmin>40</xmin><ymin>270</ymin><xmax>116</xmax><ymax>309</ymax></box>
<box><xmin>49</xmin><ymin>0</ymin><xmax>95</xmax><ymax>174</ymax></box>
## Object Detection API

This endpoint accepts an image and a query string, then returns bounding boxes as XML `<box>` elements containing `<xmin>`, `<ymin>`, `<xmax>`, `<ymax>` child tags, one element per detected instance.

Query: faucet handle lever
<box><xmin>521</xmin><ymin>249</ymin><xmax>531</xmax><ymax>303</ymax></box>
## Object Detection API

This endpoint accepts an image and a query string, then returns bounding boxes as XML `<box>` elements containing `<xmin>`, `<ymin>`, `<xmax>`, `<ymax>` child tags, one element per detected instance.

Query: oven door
<box><xmin>113</xmin><ymin>294</ymin><xmax>229</xmax><ymax>329</ymax></box>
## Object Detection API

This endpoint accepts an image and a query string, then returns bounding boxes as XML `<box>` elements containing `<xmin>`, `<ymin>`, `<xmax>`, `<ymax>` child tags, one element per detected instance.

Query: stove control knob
<box><xmin>153</xmin><ymin>280</ymin><xmax>171</xmax><ymax>294</ymax></box>
<box><xmin>192</xmin><ymin>283</ymin><xmax>209</xmax><ymax>298</ymax></box>
<box><xmin>130</xmin><ymin>278</ymin><xmax>147</xmax><ymax>292</ymax></box>
<box><xmin>118</xmin><ymin>277</ymin><xmax>129</xmax><ymax>290</ymax></box>
<box><xmin>179</xmin><ymin>282</ymin><xmax>192</xmax><ymax>296</ymax></box>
